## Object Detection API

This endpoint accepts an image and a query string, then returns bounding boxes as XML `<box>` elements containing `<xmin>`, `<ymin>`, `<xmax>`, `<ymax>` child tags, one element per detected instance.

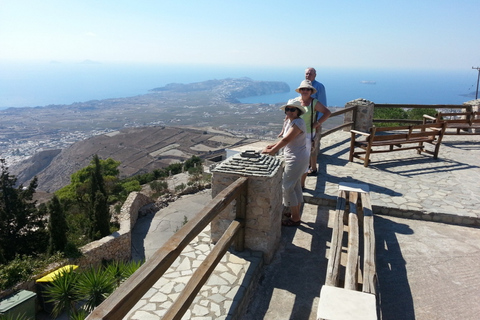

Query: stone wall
<box><xmin>76</xmin><ymin>192</ymin><xmax>153</xmax><ymax>267</ymax></box>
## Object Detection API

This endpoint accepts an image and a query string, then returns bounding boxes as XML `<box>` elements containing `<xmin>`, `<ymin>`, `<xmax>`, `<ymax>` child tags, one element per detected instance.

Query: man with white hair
<box><xmin>305</xmin><ymin>67</ymin><xmax>329</xmax><ymax>176</ymax></box>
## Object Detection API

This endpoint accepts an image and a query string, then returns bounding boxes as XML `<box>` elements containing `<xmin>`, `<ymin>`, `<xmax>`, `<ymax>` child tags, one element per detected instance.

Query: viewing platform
<box><xmin>307</xmin><ymin>131</ymin><xmax>480</xmax><ymax>225</ymax></box>
<box><xmin>80</xmin><ymin>100</ymin><xmax>480</xmax><ymax>320</ymax></box>
<box><xmin>120</xmin><ymin>130</ymin><xmax>480</xmax><ymax>320</ymax></box>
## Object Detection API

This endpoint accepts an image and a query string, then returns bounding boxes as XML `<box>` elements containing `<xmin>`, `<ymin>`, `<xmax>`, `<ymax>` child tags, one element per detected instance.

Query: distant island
<box><xmin>0</xmin><ymin>78</ymin><xmax>295</xmax><ymax>166</ymax></box>
<box><xmin>150</xmin><ymin>77</ymin><xmax>289</xmax><ymax>102</ymax></box>
<box><xmin>1</xmin><ymin>77</ymin><xmax>342</xmax><ymax>194</ymax></box>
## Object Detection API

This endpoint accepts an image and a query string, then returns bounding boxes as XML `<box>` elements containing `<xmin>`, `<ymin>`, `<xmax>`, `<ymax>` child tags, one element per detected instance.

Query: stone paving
<box><xmin>305</xmin><ymin>131</ymin><xmax>480</xmax><ymax>226</ymax></box>
<box><xmin>125</xmin><ymin>224</ymin><xmax>263</xmax><ymax>320</ymax></box>
<box><xmin>124</xmin><ymin>131</ymin><xmax>480</xmax><ymax>319</ymax></box>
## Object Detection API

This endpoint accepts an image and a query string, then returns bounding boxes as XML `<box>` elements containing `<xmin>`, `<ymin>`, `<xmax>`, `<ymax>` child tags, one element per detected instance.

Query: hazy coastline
<box><xmin>1</xmin><ymin>62</ymin><xmax>477</xmax><ymax>110</ymax></box>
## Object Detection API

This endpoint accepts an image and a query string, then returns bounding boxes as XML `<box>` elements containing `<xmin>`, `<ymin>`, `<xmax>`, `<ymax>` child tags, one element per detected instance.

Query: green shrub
<box><xmin>175</xmin><ymin>183</ymin><xmax>186</xmax><ymax>192</ymax></box>
<box><xmin>0</xmin><ymin>256</ymin><xmax>35</xmax><ymax>290</ymax></box>
<box><xmin>0</xmin><ymin>313</ymin><xmax>30</xmax><ymax>320</ymax></box>
<box><xmin>406</xmin><ymin>108</ymin><xmax>437</xmax><ymax>119</ymax></box>
<box><xmin>374</xmin><ymin>107</ymin><xmax>438</xmax><ymax>127</ymax></box>
<box><xmin>150</xmin><ymin>180</ymin><xmax>168</xmax><ymax>193</ymax></box>
<box><xmin>0</xmin><ymin>253</ymin><xmax>64</xmax><ymax>291</ymax></box>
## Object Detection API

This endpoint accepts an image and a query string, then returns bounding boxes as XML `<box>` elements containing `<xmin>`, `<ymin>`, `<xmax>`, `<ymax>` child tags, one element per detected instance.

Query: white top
<box><xmin>283</xmin><ymin>117</ymin><xmax>308</xmax><ymax>162</ymax></box>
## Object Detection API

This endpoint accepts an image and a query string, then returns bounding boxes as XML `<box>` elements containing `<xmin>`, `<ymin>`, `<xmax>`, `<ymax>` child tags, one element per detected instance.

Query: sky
<box><xmin>0</xmin><ymin>0</ymin><xmax>479</xmax><ymax>70</ymax></box>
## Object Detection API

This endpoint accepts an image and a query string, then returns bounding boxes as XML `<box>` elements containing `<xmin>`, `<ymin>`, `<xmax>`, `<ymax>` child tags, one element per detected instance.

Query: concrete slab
<box><xmin>317</xmin><ymin>285</ymin><xmax>377</xmax><ymax>320</ymax></box>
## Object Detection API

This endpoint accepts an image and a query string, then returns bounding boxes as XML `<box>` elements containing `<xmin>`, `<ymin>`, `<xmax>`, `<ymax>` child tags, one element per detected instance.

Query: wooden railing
<box><xmin>320</xmin><ymin>105</ymin><xmax>358</xmax><ymax>138</ymax></box>
<box><xmin>86</xmin><ymin>177</ymin><xmax>248</xmax><ymax>320</ymax></box>
<box><xmin>318</xmin><ymin>103</ymin><xmax>468</xmax><ymax>142</ymax></box>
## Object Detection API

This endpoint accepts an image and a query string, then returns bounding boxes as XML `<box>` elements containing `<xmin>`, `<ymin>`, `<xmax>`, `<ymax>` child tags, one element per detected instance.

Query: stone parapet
<box><xmin>211</xmin><ymin>151</ymin><xmax>283</xmax><ymax>264</ymax></box>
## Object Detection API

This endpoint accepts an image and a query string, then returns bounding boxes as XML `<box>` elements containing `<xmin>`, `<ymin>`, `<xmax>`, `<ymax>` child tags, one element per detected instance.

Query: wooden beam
<box><xmin>361</xmin><ymin>192</ymin><xmax>376</xmax><ymax>295</ymax></box>
<box><xmin>162</xmin><ymin>220</ymin><xmax>241</xmax><ymax>320</ymax></box>
<box><xmin>325</xmin><ymin>190</ymin><xmax>346</xmax><ymax>287</ymax></box>
<box><xmin>345</xmin><ymin>192</ymin><xmax>359</xmax><ymax>291</ymax></box>
<box><xmin>86</xmin><ymin>177</ymin><xmax>248</xmax><ymax>320</ymax></box>
<box><xmin>234</xmin><ymin>181</ymin><xmax>247</xmax><ymax>251</ymax></box>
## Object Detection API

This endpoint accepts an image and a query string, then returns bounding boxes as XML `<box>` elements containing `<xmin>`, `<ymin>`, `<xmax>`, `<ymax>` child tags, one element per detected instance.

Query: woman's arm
<box><xmin>262</xmin><ymin>123</ymin><xmax>303</xmax><ymax>155</ymax></box>
<box><xmin>312</xmin><ymin>101</ymin><xmax>331</xmax><ymax>130</ymax></box>
<box><xmin>277</xmin><ymin>116</ymin><xmax>288</xmax><ymax>137</ymax></box>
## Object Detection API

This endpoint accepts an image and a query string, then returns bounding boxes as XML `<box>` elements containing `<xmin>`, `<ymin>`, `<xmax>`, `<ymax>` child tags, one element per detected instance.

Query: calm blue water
<box><xmin>0</xmin><ymin>62</ymin><xmax>477</xmax><ymax>110</ymax></box>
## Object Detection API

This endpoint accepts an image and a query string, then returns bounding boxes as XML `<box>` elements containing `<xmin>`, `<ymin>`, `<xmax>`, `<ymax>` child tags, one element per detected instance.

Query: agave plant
<box><xmin>120</xmin><ymin>259</ymin><xmax>143</xmax><ymax>279</ymax></box>
<box><xmin>75</xmin><ymin>266</ymin><xmax>115</xmax><ymax>312</ymax></box>
<box><xmin>69</xmin><ymin>308</ymin><xmax>88</xmax><ymax>320</ymax></box>
<box><xmin>44</xmin><ymin>268</ymin><xmax>80</xmax><ymax>318</ymax></box>
<box><xmin>41</xmin><ymin>260</ymin><xmax>143</xmax><ymax>318</ymax></box>
<box><xmin>0</xmin><ymin>314</ymin><xmax>30</xmax><ymax>320</ymax></box>
<box><xmin>105</xmin><ymin>259</ymin><xmax>143</xmax><ymax>287</ymax></box>
<box><xmin>104</xmin><ymin>260</ymin><xmax>124</xmax><ymax>287</ymax></box>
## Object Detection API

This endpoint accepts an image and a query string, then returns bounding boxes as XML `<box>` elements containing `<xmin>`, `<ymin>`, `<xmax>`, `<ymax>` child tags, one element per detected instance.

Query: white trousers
<box><xmin>282</xmin><ymin>158</ymin><xmax>309</xmax><ymax>207</ymax></box>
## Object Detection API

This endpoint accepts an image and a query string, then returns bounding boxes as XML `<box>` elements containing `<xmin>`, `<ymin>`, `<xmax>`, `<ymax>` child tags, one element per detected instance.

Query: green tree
<box><xmin>48</xmin><ymin>195</ymin><xmax>68</xmax><ymax>254</ymax></box>
<box><xmin>88</xmin><ymin>155</ymin><xmax>110</xmax><ymax>239</ymax></box>
<box><xmin>184</xmin><ymin>155</ymin><xmax>202</xmax><ymax>171</ymax></box>
<box><xmin>92</xmin><ymin>191</ymin><xmax>110</xmax><ymax>239</ymax></box>
<box><xmin>55</xmin><ymin>155</ymin><xmax>118</xmax><ymax>242</ymax></box>
<box><xmin>0</xmin><ymin>159</ymin><xmax>47</xmax><ymax>263</ymax></box>
<box><xmin>56</xmin><ymin>156</ymin><xmax>120</xmax><ymax>205</ymax></box>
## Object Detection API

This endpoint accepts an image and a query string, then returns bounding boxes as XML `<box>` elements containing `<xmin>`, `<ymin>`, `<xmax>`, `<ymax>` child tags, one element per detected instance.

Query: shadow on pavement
<box><xmin>375</xmin><ymin>215</ymin><xmax>415</xmax><ymax>320</ymax></box>
<box><xmin>244</xmin><ymin>205</ymin><xmax>329</xmax><ymax>320</ymax></box>
<box><xmin>131</xmin><ymin>211</ymin><xmax>155</xmax><ymax>262</ymax></box>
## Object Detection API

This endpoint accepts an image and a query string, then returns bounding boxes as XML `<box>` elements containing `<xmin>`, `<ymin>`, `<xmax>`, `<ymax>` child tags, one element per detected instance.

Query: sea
<box><xmin>0</xmin><ymin>61</ymin><xmax>477</xmax><ymax>110</ymax></box>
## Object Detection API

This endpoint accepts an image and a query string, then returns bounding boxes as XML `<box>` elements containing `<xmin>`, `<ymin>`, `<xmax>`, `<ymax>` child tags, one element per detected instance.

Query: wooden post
<box><xmin>234</xmin><ymin>181</ymin><xmax>247</xmax><ymax>251</ymax></box>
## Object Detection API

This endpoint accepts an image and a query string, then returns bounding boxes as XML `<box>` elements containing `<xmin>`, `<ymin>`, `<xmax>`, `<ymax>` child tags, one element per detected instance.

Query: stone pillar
<box><xmin>463</xmin><ymin>99</ymin><xmax>480</xmax><ymax>133</ymax></box>
<box><xmin>344</xmin><ymin>98</ymin><xmax>374</xmax><ymax>132</ymax></box>
<box><xmin>211</xmin><ymin>151</ymin><xmax>283</xmax><ymax>264</ymax></box>
<box><xmin>463</xmin><ymin>98</ymin><xmax>480</xmax><ymax>113</ymax></box>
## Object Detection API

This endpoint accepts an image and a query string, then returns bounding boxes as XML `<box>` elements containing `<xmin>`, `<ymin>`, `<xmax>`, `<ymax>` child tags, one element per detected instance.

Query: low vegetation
<box><xmin>373</xmin><ymin>107</ymin><xmax>437</xmax><ymax>127</ymax></box>
<box><xmin>42</xmin><ymin>260</ymin><xmax>143</xmax><ymax>319</ymax></box>
<box><xmin>0</xmin><ymin>154</ymin><xmax>207</xmax><ymax>294</ymax></box>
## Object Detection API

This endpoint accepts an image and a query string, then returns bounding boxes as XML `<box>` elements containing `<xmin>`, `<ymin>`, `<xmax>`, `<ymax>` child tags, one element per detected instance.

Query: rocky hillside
<box><xmin>11</xmin><ymin>126</ymin><xmax>256</xmax><ymax>193</ymax></box>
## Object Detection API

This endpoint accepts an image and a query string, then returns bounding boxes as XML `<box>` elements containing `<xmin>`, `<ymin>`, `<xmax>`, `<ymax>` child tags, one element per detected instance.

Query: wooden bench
<box><xmin>317</xmin><ymin>183</ymin><xmax>377</xmax><ymax>320</ymax></box>
<box><xmin>423</xmin><ymin>111</ymin><xmax>480</xmax><ymax>135</ymax></box>
<box><xmin>349</xmin><ymin>122</ymin><xmax>447</xmax><ymax>167</ymax></box>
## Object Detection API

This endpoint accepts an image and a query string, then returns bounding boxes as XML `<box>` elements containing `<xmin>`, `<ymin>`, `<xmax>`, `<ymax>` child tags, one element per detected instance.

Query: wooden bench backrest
<box><xmin>437</xmin><ymin>111</ymin><xmax>480</xmax><ymax>125</ymax></box>
<box><xmin>369</xmin><ymin>122</ymin><xmax>445</xmax><ymax>142</ymax></box>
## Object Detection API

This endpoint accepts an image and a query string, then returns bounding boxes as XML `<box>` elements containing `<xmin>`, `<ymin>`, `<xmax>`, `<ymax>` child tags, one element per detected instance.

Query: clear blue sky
<box><xmin>1</xmin><ymin>0</ymin><xmax>479</xmax><ymax>70</ymax></box>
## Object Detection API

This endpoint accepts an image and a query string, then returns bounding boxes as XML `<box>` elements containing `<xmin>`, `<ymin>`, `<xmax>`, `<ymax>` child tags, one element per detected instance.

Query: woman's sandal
<box><xmin>282</xmin><ymin>219</ymin><xmax>301</xmax><ymax>227</ymax></box>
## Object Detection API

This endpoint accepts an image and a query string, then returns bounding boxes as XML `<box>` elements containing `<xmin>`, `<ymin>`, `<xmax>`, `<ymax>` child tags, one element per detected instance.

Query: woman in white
<box><xmin>262</xmin><ymin>100</ymin><xmax>309</xmax><ymax>226</ymax></box>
